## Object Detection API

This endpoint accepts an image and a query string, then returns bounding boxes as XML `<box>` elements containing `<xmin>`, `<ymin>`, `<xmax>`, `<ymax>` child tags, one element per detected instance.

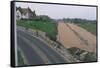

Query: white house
<box><xmin>16</xmin><ymin>7</ymin><xmax>36</xmax><ymax>20</ymax></box>
<box><xmin>16</xmin><ymin>10</ymin><xmax>21</xmax><ymax>20</ymax></box>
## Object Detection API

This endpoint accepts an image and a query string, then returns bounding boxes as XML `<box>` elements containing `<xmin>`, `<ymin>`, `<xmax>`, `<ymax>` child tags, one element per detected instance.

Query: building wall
<box><xmin>21</xmin><ymin>13</ymin><xmax>29</xmax><ymax>19</ymax></box>
<box><xmin>16</xmin><ymin>10</ymin><xmax>21</xmax><ymax>20</ymax></box>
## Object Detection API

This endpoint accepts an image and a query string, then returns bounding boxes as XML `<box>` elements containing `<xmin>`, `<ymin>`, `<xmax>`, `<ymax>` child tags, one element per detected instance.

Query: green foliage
<box><xmin>67</xmin><ymin>47</ymin><xmax>97</xmax><ymax>62</ymax></box>
<box><xmin>83</xmin><ymin>52</ymin><xmax>97</xmax><ymax>62</ymax></box>
<box><xmin>18</xmin><ymin>50</ymin><xmax>24</xmax><ymax>66</ymax></box>
<box><xmin>63</xmin><ymin>18</ymin><xmax>97</xmax><ymax>35</ymax></box>
<box><xmin>77</xmin><ymin>22</ymin><xmax>96</xmax><ymax>35</ymax></box>
<box><xmin>17</xmin><ymin>19</ymin><xmax>57</xmax><ymax>41</ymax></box>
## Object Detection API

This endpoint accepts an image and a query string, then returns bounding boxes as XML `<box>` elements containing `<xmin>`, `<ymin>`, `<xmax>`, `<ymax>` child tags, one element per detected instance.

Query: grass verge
<box><xmin>18</xmin><ymin>50</ymin><xmax>24</xmax><ymax>66</ymax></box>
<box><xmin>17</xmin><ymin>19</ymin><xmax>58</xmax><ymax>41</ymax></box>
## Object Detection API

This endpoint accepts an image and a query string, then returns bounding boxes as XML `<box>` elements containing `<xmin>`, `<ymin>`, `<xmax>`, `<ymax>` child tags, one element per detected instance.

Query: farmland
<box><xmin>57</xmin><ymin>22</ymin><xmax>96</xmax><ymax>53</ymax></box>
<box><xmin>17</xmin><ymin>20</ymin><xmax>57</xmax><ymax>41</ymax></box>
<box><xmin>64</xmin><ymin>19</ymin><xmax>97</xmax><ymax>35</ymax></box>
<box><xmin>77</xmin><ymin>22</ymin><xmax>96</xmax><ymax>35</ymax></box>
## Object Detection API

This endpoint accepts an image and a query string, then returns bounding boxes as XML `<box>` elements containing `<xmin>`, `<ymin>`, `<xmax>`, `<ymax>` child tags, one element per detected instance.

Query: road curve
<box><xmin>17</xmin><ymin>29</ymin><xmax>67</xmax><ymax>66</ymax></box>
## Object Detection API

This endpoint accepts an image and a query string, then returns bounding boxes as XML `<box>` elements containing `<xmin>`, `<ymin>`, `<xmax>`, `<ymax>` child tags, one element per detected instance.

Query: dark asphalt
<box><xmin>17</xmin><ymin>29</ymin><xmax>67</xmax><ymax>66</ymax></box>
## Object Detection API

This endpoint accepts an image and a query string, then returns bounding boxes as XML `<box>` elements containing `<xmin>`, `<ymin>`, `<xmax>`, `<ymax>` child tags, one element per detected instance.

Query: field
<box><xmin>17</xmin><ymin>20</ymin><xmax>57</xmax><ymax>41</ymax></box>
<box><xmin>76</xmin><ymin>22</ymin><xmax>96</xmax><ymax>35</ymax></box>
<box><xmin>57</xmin><ymin>22</ymin><xmax>96</xmax><ymax>53</ymax></box>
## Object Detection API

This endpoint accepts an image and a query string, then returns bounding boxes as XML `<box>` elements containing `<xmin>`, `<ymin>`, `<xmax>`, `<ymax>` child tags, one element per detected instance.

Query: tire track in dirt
<box><xmin>66</xmin><ymin>23</ymin><xmax>89</xmax><ymax>46</ymax></box>
<box><xmin>67</xmin><ymin>23</ymin><xmax>96</xmax><ymax>53</ymax></box>
<box><xmin>57</xmin><ymin>22</ymin><xmax>96</xmax><ymax>53</ymax></box>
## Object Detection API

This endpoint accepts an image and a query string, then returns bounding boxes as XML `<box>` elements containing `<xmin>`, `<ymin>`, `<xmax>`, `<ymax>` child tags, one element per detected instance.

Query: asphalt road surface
<box><xmin>17</xmin><ymin>29</ymin><xmax>67</xmax><ymax>66</ymax></box>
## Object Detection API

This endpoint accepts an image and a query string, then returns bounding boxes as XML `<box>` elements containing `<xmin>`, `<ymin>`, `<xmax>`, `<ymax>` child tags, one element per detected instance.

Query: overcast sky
<box><xmin>16</xmin><ymin>2</ymin><xmax>96</xmax><ymax>20</ymax></box>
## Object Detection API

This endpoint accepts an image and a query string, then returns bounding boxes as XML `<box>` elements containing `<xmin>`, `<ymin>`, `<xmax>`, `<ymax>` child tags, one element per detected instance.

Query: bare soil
<box><xmin>57</xmin><ymin>22</ymin><xmax>96</xmax><ymax>53</ymax></box>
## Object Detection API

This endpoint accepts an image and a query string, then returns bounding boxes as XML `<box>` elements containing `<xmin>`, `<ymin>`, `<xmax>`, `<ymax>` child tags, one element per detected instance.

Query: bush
<box><xmin>18</xmin><ymin>50</ymin><xmax>24</xmax><ymax>66</ymax></box>
<box><xmin>46</xmin><ymin>33</ymin><xmax>57</xmax><ymax>41</ymax></box>
<box><xmin>17</xmin><ymin>20</ymin><xmax>58</xmax><ymax>41</ymax></box>
<box><xmin>67</xmin><ymin>47</ymin><xmax>97</xmax><ymax>62</ymax></box>
<box><xmin>83</xmin><ymin>52</ymin><xmax>97</xmax><ymax>62</ymax></box>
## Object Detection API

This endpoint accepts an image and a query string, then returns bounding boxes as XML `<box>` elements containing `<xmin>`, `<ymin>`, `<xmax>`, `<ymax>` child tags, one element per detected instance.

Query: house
<box><xmin>16</xmin><ymin>9</ymin><xmax>21</xmax><ymax>20</ymax></box>
<box><xmin>16</xmin><ymin>7</ymin><xmax>36</xmax><ymax>20</ymax></box>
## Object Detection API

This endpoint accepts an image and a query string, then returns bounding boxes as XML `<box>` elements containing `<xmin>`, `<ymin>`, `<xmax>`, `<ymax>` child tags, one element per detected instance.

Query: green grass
<box><xmin>77</xmin><ymin>22</ymin><xmax>96</xmax><ymax>35</ymax></box>
<box><xmin>18</xmin><ymin>50</ymin><xmax>24</xmax><ymax>66</ymax></box>
<box><xmin>17</xmin><ymin>20</ymin><xmax>57</xmax><ymax>41</ymax></box>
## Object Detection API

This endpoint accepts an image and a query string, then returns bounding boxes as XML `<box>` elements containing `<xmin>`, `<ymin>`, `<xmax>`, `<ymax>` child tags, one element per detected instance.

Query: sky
<box><xmin>15</xmin><ymin>2</ymin><xmax>96</xmax><ymax>20</ymax></box>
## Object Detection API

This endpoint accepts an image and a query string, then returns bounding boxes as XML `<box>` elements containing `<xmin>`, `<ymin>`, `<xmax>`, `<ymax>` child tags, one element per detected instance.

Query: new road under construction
<box><xmin>57</xmin><ymin>21</ymin><xmax>96</xmax><ymax>53</ymax></box>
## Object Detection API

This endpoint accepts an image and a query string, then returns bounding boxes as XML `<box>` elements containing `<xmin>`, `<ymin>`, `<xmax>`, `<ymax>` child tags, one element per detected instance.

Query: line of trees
<box><xmin>63</xmin><ymin>18</ymin><xmax>97</xmax><ymax>23</ymax></box>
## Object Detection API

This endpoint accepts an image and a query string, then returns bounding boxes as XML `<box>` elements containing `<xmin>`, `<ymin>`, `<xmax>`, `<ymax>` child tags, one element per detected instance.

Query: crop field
<box><xmin>77</xmin><ymin>22</ymin><xmax>96</xmax><ymax>35</ymax></box>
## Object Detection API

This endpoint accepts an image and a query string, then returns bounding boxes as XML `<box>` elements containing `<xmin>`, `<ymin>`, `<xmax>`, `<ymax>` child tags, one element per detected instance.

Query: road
<box><xmin>17</xmin><ymin>29</ymin><xmax>67</xmax><ymax>66</ymax></box>
<box><xmin>57</xmin><ymin>22</ymin><xmax>96</xmax><ymax>53</ymax></box>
